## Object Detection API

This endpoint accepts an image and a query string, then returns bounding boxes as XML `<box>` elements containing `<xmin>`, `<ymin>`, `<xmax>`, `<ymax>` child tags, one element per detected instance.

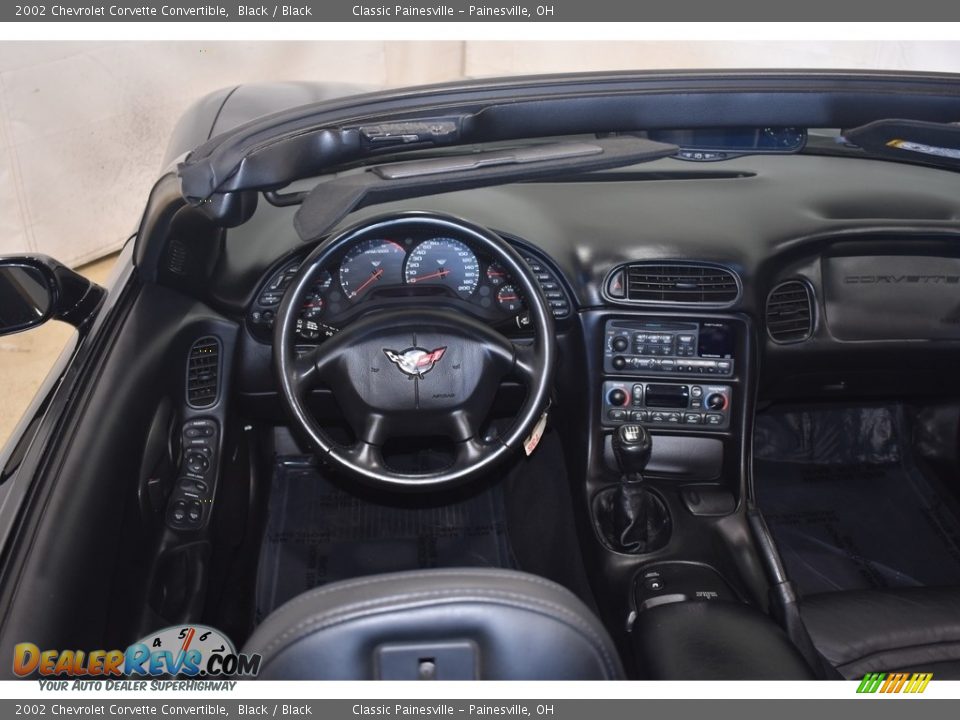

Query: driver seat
<box><xmin>242</xmin><ymin>568</ymin><xmax>624</xmax><ymax>680</ymax></box>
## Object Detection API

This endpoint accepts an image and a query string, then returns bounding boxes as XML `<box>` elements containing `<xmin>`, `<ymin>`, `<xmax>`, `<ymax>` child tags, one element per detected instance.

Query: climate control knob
<box><xmin>705</xmin><ymin>393</ymin><xmax>727</xmax><ymax>411</ymax></box>
<box><xmin>607</xmin><ymin>387</ymin><xmax>630</xmax><ymax>407</ymax></box>
<box><xmin>611</xmin><ymin>336</ymin><xmax>630</xmax><ymax>352</ymax></box>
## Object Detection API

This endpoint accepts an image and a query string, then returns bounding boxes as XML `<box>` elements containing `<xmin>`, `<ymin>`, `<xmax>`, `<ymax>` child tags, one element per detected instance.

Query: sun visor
<box><xmin>843</xmin><ymin>119</ymin><xmax>960</xmax><ymax>170</ymax></box>
<box><xmin>293</xmin><ymin>137</ymin><xmax>678</xmax><ymax>241</ymax></box>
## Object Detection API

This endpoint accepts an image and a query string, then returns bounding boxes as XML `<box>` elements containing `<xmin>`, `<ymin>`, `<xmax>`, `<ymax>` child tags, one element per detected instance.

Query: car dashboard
<box><xmin>246</xmin><ymin>225</ymin><xmax>573</xmax><ymax>344</ymax></box>
<box><xmin>222</xmin><ymin>150</ymin><xmax>960</xmax><ymax>588</ymax></box>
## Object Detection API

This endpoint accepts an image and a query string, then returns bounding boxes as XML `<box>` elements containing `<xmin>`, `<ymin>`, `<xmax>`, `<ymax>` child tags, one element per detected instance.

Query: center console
<box><xmin>592</xmin><ymin>315</ymin><xmax>748</xmax><ymax>489</ymax></box>
<box><xmin>601</xmin><ymin>319</ymin><xmax>735</xmax><ymax>429</ymax></box>
<box><xmin>576</xmin><ymin>308</ymin><xmax>764</xmax><ymax>675</ymax></box>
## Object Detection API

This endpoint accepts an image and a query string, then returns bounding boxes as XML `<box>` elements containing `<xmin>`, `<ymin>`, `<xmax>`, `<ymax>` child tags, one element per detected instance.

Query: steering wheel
<box><xmin>274</xmin><ymin>211</ymin><xmax>557</xmax><ymax>490</ymax></box>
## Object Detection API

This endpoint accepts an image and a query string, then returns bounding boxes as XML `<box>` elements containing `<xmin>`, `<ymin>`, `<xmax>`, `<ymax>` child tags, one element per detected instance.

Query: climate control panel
<box><xmin>602</xmin><ymin>381</ymin><xmax>732</xmax><ymax>429</ymax></box>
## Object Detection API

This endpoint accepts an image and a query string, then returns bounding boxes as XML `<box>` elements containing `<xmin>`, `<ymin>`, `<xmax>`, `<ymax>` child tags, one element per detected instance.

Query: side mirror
<box><xmin>0</xmin><ymin>255</ymin><xmax>105</xmax><ymax>337</ymax></box>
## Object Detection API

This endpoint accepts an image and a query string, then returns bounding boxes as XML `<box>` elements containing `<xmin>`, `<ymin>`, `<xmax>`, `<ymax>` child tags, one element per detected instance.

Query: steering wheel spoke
<box><xmin>334</xmin><ymin>440</ymin><xmax>387</xmax><ymax>476</ymax></box>
<box><xmin>509</xmin><ymin>341</ymin><xmax>539</xmax><ymax>384</ymax></box>
<box><xmin>455</xmin><ymin>435</ymin><xmax>496</xmax><ymax>467</ymax></box>
<box><xmin>291</xmin><ymin>344</ymin><xmax>340</xmax><ymax>391</ymax></box>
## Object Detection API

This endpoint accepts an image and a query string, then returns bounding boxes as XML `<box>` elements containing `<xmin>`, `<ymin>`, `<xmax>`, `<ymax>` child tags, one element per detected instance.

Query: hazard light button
<box><xmin>608</xmin><ymin>268</ymin><xmax>626</xmax><ymax>298</ymax></box>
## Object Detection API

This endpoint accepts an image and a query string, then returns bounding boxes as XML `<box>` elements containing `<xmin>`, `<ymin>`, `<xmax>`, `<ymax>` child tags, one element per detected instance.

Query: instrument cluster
<box><xmin>248</xmin><ymin>232</ymin><xmax>572</xmax><ymax>343</ymax></box>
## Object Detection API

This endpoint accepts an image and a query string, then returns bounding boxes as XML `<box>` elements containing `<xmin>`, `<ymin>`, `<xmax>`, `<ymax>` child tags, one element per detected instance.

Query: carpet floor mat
<box><xmin>256</xmin><ymin>458</ymin><xmax>515</xmax><ymax>620</ymax></box>
<box><xmin>754</xmin><ymin>405</ymin><xmax>960</xmax><ymax>596</ymax></box>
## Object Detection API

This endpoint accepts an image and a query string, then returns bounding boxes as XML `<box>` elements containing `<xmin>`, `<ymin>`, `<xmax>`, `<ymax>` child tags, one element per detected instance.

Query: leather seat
<box><xmin>243</xmin><ymin>568</ymin><xmax>624</xmax><ymax>680</ymax></box>
<box><xmin>633</xmin><ymin>600</ymin><xmax>816</xmax><ymax>680</ymax></box>
<box><xmin>801</xmin><ymin>587</ymin><xmax>960</xmax><ymax>679</ymax></box>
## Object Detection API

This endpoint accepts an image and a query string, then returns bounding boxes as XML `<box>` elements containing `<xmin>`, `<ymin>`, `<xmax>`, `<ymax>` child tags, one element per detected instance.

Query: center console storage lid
<box><xmin>632</xmin><ymin>600</ymin><xmax>815</xmax><ymax>680</ymax></box>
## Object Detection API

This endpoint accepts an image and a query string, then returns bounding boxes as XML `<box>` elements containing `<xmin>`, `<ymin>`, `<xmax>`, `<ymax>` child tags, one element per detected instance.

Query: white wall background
<box><xmin>1</xmin><ymin>40</ymin><xmax>959</xmax><ymax>267</ymax></box>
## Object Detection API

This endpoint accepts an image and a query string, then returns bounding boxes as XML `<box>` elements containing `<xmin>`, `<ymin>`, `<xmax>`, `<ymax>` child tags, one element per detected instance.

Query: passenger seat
<box><xmin>801</xmin><ymin>587</ymin><xmax>960</xmax><ymax>679</ymax></box>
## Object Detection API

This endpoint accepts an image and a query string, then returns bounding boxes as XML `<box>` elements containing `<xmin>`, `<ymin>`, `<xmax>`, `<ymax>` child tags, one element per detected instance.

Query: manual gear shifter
<box><xmin>594</xmin><ymin>424</ymin><xmax>671</xmax><ymax>554</ymax></box>
<box><xmin>613</xmin><ymin>423</ymin><xmax>653</xmax><ymax>480</ymax></box>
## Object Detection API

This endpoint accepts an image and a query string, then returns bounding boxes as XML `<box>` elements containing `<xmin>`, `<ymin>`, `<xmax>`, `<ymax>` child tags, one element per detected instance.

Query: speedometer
<box><xmin>404</xmin><ymin>237</ymin><xmax>480</xmax><ymax>299</ymax></box>
<box><xmin>339</xmin><ymin>239</ymin><xmax>406</xmax><ymax>300</ymax></box>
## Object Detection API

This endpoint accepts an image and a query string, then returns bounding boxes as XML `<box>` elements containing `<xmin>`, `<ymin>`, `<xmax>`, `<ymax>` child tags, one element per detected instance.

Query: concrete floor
<box><xmin>0</xmin><ymin>253</ymin><xmax>117</xmax><ymax>450</ymax></box>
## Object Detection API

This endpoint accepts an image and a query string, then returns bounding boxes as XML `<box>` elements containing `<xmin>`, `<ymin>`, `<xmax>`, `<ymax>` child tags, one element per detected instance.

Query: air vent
<box><xmin>167</xmin><ymin>239</ymin><xmax>188</xmax><ymax>276</ymax></box>
<box><xmin>616</xmin><ymin>263</ymin><xmax>740</xmax><ymax>304</ymax></box>
<box><xmin>186</xmin><ymin>337</ymin><xmax>220</xmax><ymax>408</ymax></box>
<box><xmin>766</xmin><ymin>281</ymin><xmax>814</xmax><ymax>343</ymax></box>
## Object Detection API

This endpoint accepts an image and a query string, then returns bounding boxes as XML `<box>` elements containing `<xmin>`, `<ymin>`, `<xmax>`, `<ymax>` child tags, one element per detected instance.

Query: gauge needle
<box><xmin>410</xmin><ymin>268</ymin><xmax>450</xmax><ymax>283</ymax></box>
<box><xmin>350</xmin><ymin>268</ymin><xmax>384</xmax><ymax>297</ymax></box>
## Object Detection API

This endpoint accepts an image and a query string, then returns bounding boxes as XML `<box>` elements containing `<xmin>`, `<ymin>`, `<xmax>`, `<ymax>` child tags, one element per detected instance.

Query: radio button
<box><xmin>717</xmin><ymin>360</ymin><xmax>732</xmax><ymax>372</ymax></box>
<box><xmin>612</xmin><ymin>356</ymin><xmax>627</xmax><ymax>370</ymax></box>
<box><xmin>612</xmin><ymin>336</ymin><xmax>630</xmax><ymax>352</ymax></box>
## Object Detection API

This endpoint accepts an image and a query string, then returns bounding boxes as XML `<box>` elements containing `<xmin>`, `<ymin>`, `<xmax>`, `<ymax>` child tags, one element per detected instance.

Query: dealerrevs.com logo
<box><xmin>857</xmin><ymin>672</ymin><xmax>933</xmax><ymax>694</ymax></box>
<box><xmin>13</xmin><ymin>625</ymin><xmax>260</xmax><ymax>679</ymax></box>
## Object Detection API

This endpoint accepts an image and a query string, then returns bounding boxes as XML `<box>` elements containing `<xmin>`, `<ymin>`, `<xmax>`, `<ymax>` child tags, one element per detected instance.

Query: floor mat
<box><xmin>256</xmin><ymin>458</ymin><xmax>515</xmax><ymax>620</ymax></box>
<box><xmin>754</xmin><ymin>405</ymin><xmax>960</xmax><ymax>596</ymax></box>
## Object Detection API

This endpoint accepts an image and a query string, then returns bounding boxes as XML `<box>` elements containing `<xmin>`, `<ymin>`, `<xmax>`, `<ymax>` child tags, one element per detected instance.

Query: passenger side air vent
<box><xmin>186</xmin><ymin>337</ymin><xmax>221</xmax><ymax>408</ymax></box>
<box><xmin>766</xmin><ymin>281</ymin><xmax>814</xmax><ymax>343</ymax></box>
<box><xmin>608</xmin><ymin>263</ymin><xmax>740</xmax><ymax>304</ymax></box>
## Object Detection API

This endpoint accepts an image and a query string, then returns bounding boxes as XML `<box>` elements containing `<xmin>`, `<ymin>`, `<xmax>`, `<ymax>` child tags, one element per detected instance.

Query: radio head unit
<box><xmin>603</xmin><ymin>319</ymin><xmax>734</xmax><ymax>376</ymax></box>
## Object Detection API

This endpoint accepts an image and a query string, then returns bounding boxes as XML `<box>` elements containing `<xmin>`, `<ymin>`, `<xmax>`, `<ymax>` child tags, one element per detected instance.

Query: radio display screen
<box><xmin>698</xmin><ymin>322</ymin><xmax>734</xmax><ymax>359</ymax></box>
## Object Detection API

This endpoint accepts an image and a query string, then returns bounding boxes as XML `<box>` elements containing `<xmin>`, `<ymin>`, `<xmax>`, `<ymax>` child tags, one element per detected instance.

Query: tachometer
<box><xmin>404</xmin><ymin>237</ymin><xmax>480</xmax><ymax>299</ymax></box>
<box><xmin>339</xmin><ymin>239</ymin><xmax>406</xmax><ymax>300</ymax></box>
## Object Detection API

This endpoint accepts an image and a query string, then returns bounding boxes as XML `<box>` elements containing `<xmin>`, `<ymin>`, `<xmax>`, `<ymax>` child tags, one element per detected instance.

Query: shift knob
<box><xmin>613</xmin><ymin>424</ymin><xmax>653</xmax><ymax>475</ymax></box>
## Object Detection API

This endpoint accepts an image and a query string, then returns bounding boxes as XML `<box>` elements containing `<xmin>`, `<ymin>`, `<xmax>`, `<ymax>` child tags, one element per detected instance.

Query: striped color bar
<box><xmin>857</xmin><ymin>672</ymin><xmax>933</xmax><ymax>694</ymax></box>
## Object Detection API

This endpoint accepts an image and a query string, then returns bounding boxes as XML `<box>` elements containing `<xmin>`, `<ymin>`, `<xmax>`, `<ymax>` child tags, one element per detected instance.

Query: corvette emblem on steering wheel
<box><xmin>383</xmin><ymin>346</ymin><xmax>447</xmax><ymax>378</ymax></box>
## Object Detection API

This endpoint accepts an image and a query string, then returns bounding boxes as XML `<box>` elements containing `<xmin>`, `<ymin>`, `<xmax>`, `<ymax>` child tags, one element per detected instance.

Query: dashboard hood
<box><xmin>177</xmin><ymin>69</ymin><xmax>960</xmax><ymax>217</ymax></box>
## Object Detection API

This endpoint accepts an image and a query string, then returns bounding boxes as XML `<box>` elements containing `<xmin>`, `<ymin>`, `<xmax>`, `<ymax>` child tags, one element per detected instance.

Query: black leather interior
<box><xmin>801</xmin><ymin>587</ymin><xmax>960</xmax><ymax>679</ymax></box>
<box><xmin>593</xmin><ymin>485</ymin><xmax>671</xmax><ymax>554</ymax></box>
<box><xmin>632</xmin><ymin>600</ymin><xmax>816</xmax><ymax>680</ymax></box>
<box><xmin>242</xmin><ymin>568</ymin><xmax>624</xmax><ymax>680</ymax></box>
